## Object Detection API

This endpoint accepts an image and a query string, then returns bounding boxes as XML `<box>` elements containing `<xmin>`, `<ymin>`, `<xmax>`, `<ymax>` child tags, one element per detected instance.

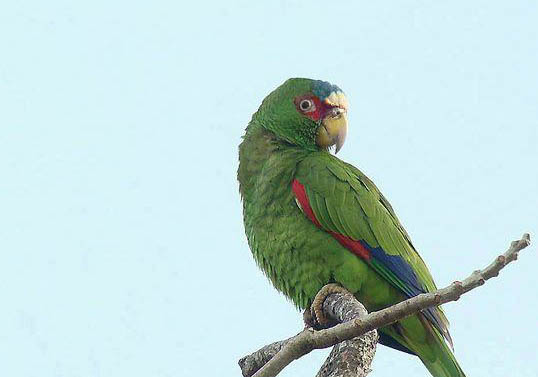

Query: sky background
<box><xmin>1</xmin><ymin>1</ymin><xmax>537</xmax><ymax>377</ymax></box>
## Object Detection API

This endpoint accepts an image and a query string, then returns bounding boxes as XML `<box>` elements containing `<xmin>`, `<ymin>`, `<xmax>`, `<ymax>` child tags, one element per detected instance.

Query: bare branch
<box><xmin>239</xmin><ymin>291</ymin><xmax>377</xmax><ymax>377</ymax></box>
<box><xmin>315</xmin><ymin>292</ymin><xmax>377</xmax><ymax>377</ymax></box>
<box><xmin>239</xmin><ymin>233</ymin><xmax>531</xmax><ymax>377</ymax></box>
<box><xmin>239</xmin><ymin>338</ymin><xmax>295</xmax><ymax>377</ymax></box>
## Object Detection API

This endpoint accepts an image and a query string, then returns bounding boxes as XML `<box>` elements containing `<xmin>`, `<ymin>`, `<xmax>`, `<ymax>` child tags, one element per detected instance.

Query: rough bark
<box><xmin>239</xmin><ymin>233</ymin><xmax>531</xmax><ymax>377</ymax></box>
<box><xmin>314</xmin><ymin>292</ymin><xmax>377</xmax><ymax>377</ymax></box>
<box><xmin>239</xmin><ymin>290</ymin><xmax>377</xmax><ymax>377</ymax></box>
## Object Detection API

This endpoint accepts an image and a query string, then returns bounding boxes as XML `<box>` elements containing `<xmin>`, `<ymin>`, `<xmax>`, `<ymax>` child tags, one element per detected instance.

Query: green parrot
<box><xmin>238</xmin><ymin>78</ymin><xmax>465</xmax><ymax>377</ymax></box>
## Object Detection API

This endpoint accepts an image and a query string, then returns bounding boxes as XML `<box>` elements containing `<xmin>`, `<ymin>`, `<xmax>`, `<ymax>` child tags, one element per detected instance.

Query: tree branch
<box><xmin>314</xmin><ymin>292</ymin><xmax>377</xmax><ymax>377</ymax></box>
<box><xmin>239</xmin><ymin>233</ymin><xmax>531</xmax><ymax>377</ymax></box>
<box><xmin>239</xmin><ymin>290</ymin><xmax>377</xmax><ymax>377</ymax></box>
<box><xmin>239</xmin><ymin>338</ymin><xmax>295</xmax><ymax>377</ymax></box>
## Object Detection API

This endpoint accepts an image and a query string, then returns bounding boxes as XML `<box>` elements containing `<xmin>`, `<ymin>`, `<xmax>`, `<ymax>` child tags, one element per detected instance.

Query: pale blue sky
<box><xmin>1</xmin><ymin>1</ymin><xmax>537</xmax><ymax>377</ymax></box>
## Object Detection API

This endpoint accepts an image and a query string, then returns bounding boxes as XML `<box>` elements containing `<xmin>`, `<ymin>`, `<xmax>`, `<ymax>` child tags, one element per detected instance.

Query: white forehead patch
<box><xmin>324</xmin><ymin>92</ymin><xmax>349</xmax><ymax>110</ymax></box>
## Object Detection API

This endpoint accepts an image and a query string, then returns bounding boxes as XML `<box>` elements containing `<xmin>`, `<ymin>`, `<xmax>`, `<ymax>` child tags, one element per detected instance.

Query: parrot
<box><xmin>237</xmin><ymin>78</ymin><xmax>466</xmax><ymax>377</ymax></box>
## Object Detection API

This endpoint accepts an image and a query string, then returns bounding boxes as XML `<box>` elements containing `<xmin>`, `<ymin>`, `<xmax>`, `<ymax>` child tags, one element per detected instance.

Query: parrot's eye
<box><xmin>299</xmin><ymin>99</ymin><xmax>315</xmax><ymax>113</ymax></box>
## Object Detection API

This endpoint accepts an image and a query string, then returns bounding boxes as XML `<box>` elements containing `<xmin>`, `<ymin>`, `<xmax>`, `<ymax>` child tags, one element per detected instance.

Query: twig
<box><xmin>240</xmin><ymin>233</ymin><xmax>531</xmax><ymax>377</ymax></box>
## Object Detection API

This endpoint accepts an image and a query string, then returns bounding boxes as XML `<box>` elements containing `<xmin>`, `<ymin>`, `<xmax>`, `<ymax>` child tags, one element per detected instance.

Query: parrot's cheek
<box><xmin>316</xmin><ymin>111</ymin><xmax>348</xmax><ymax>153</ymax></box>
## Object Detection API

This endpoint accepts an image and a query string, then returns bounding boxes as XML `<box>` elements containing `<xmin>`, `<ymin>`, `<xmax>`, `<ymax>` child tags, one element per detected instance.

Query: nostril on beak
<box><xmin>330</xmin><ymin>107</ymin><xmax>345</xmax><ymax>118</ymax></box>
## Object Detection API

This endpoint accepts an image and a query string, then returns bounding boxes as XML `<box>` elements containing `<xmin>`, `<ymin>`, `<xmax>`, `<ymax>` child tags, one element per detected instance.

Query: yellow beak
<box><xmin>316</xmin><ymin>107</ymin><xmax>348</xmax><ymax>153</ymax></box>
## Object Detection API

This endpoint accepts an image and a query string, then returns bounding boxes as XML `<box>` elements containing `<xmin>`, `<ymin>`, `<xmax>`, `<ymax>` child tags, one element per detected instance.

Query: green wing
<box><xmin>293</xmin><ymin>151</ymin><xmax>452</xmax><ymax>345</ymax></box>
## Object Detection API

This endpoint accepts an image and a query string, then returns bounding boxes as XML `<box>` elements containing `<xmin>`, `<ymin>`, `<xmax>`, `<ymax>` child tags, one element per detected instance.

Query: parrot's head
<box><xmin>254</xmin><ymin>78</ymin><xmax>349</xmax><ymax>153</ymax></box>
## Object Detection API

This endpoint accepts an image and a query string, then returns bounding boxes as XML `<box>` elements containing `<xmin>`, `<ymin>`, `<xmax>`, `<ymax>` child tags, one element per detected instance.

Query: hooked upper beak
<box><xmin>316</xmin><ymin>106</ymin><xmax>348</xmax><ymax>153</ymax></box>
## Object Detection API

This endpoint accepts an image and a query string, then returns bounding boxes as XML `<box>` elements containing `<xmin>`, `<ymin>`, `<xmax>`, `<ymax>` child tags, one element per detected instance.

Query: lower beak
<box><xmin>316</xmin><ymin>108</ymin><xmax>348</xmax><ymax>153</ymax></box>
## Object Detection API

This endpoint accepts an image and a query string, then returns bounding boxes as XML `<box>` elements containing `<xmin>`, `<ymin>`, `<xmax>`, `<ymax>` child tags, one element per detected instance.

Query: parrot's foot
<box><xmin>309</xmin><ymin>283</ymin><xmax>351</xmax><ymax>329</ymax></box>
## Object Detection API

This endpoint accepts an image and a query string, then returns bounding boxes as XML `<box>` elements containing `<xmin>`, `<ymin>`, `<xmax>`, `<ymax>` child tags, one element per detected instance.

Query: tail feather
<box><xmin>416</xmin><ymin>325</ymin><xmax>466</xmax><ymax>377</ymax></box>
<box><xmin>380</xmin><ymin>318</ymin><xmax>466</xmax><ymax>377</ymax></box>
<box><xmin>420</xmin><ymin>338</ymin><xmax>466</xmax><ymax>377</ymax></box>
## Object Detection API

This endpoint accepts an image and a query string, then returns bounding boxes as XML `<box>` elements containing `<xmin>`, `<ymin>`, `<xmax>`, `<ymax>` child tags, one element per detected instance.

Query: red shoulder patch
<box><xmin>291</xmin><ymin>179</ymin><xmax>321</xmax><ymax>227</ymax></box>
<box><xmin>291</xmin><ymin>179</ymin><xmax>371</xmax><ymax>260</ymax></box>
